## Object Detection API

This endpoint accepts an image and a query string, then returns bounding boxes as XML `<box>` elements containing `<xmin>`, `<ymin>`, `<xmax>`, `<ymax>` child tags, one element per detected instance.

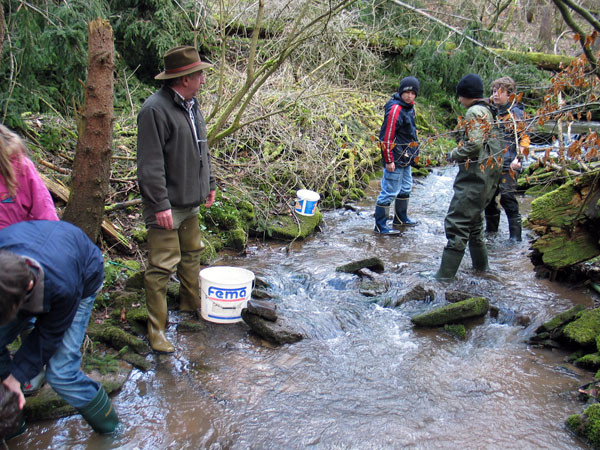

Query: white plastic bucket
<box><xmin>294</xmin><ymin>189</ymin><xmax>320</xmax><ymax>216</ymax></box>
<box><xmin>200</xmin><ymin>266</ymin><xmax>255</xmax><ymax>324</ymax></box>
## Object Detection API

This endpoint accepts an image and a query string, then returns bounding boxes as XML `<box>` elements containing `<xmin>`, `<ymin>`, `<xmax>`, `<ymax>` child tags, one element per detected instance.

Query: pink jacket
<box><xmin>0</xmin><ymin>155</ymin><xmax>59</xmax><ymax>229</ymax></box>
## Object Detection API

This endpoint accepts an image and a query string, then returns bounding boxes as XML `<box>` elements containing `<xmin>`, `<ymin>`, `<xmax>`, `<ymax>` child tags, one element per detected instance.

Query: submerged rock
<box><xmin>241</xmin><ymin>309</ymin><xmax>304</xmax><ymax>345</ymax></box>
<box><xmin>411</xmin><ymin>297</ymin><xmax>490</xmax><ymax>327</ymax></box>
<box><xmin>23</xmin><ymin>361</ymin><xmax>131</xmax><ymax>422</ymax></box>
<box><xmin>400</xmin><ymin>284</ymin><xmax>436</xmax><ymax>303</ymax></box>
<box><xmin>336</xmin><ymin>257</ymin><xmax>385</xmax><ymax>274</ymax></box>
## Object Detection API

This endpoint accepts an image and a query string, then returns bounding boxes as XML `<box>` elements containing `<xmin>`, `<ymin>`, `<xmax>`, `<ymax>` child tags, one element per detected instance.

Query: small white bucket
<box><xmin>200</xmin><ymin>266</ymin><xmax>255</xmax><ymax>324</ymax></box>
<box><xmin>294</xmin><ymin>189</ymin><xmax>320</xmax><ymax>216</ymax></box>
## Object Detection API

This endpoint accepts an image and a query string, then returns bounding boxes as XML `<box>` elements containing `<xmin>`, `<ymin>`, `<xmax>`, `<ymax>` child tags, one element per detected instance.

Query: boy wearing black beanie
<box><xmin>434</xmin><ymin>74</ymin><xmax>502</xmax><ymax>279</ymax></box>
<box><xmin>374</xmin><ymin>76</ymin><xmax>421</xmax><ymax>235</ymax></box>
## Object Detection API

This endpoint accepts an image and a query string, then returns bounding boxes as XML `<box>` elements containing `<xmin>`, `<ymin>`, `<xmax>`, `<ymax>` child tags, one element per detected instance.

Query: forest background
<box><xmin>0</xmin><ymin>0</ymin><xmax>599</xmax><ymax>272</ymax></box>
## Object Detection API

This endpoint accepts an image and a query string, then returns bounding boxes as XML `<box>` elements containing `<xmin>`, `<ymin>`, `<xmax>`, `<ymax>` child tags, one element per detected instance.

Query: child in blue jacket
<box><xmin>374</xmin><ymin>76</ymin><xmax>420</xmax><ymax>235</ymax></box>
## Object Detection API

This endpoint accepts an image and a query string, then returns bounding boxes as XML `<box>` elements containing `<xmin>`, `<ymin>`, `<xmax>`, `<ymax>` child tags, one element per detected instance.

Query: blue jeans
<box><xmin>376</xmin><ymin>165</ymin><xmax>413</xmax><ymax>206</ymax></box>
<box><xmin>0</xmin><ymin>294</ymin><xmax>100</xmax><ymax>408</ymax></box>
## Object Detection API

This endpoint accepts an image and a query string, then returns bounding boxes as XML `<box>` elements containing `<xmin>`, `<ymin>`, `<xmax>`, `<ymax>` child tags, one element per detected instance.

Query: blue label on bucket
<box><xmin>207</xmin><ymin>286</ymin><xmax>247</xmax><ymax>302</ymax></box>
<box><xmin>295</xmin><ymin>199</ymin><xmax>317</xmax><ymax>215</ymax></box>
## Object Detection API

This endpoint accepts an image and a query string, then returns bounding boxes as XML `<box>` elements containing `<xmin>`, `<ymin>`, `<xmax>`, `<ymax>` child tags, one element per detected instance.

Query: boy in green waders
<box><xmin>434</xmin><ymin>74</ymin><xmax>503</xmax><ymax>280</ymax></box>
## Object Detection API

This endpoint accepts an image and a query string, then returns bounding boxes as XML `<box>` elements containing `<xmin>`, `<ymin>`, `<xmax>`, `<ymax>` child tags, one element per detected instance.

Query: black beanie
<box><xmin>456</xmin><ymin>73</ymin><xmax>484</xmax><ymax>99</ymax></box>
<box><xmin>398</xmin><ymin>76</ymin><xmax>420</xmax><ymax>97</ymax></box>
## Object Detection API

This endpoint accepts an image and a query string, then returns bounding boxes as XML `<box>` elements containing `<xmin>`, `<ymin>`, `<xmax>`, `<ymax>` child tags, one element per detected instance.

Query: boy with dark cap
<box><xmin>434</xmin><ymin>74</ymin><xmax>502</xmax><ymax>280</ymax></box>
<box><xmin>374</xmin><ymin>76</ymin><xmax>421</xmax><ymax>235</ymax></box>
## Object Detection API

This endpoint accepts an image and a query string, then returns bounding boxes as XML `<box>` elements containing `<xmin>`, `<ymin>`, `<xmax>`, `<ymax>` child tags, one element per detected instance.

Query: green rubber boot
<box><xmin>78</xmin><ymin>386</ymin><xmax>119</xmax><ymax>434</ymax></box>
<box><xmin>469</xmin><ymin>243</ymin><xmax>489</xmax><ymax>272</ymax></box>
<box><xmin>433</xmin><ymin>248</ymin><xmax>464</xmax><ymax>281</ymax></box>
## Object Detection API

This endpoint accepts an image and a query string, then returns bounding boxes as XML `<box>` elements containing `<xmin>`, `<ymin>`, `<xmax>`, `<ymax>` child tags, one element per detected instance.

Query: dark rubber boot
<box><xmin>508</xmin><ymin>216</ymin><xmax>522</xmax><ymax>242</ymax></box>
<box><xmin>393</xmin><ymin>195</ymin><xmax>418</xmax><ymax>226</ymax></box>
<box><xmin>374</xmin><ymin>205</ymin><xmax>400</xmax><ymax>235</ymax></box>
<box><xmin>434</xmin><ymin>248</ymin><xmax>464</xmax><ymax>281</ymax></box>
<box><xmin>78</xmin><ymin>387</ymin><xmax>119</xmax><ymax>434</ymax></box>
<box><xmin>485</xmin><ymin>213</ymin><xmax>500</xmax><ymax>234</ymax></box>
<box><xmin>469</xmin><ymin>243</ymin><xmax>489</xmax><ymax>271</ymax></box>
<box><xmin>145</xmin><ymin>228</ymin><xmax>180</xmax><ymax>353</ymax></box>
<box><xmin>177</xmin><ymin>216</ymin><xmax>204</xmax><ymax>312</ymax></box>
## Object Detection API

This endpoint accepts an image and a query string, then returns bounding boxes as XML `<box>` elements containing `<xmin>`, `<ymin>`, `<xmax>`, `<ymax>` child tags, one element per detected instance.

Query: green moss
<box><xmin>444</xmin><ymin>324</ymin><xmax>466</xmax><ymax>340</ymax></box>
<box><xmin>87</xmin><ymin>323</ymin><xmax>151</xmax><ymax>355</ymax></box>
<box><xmin>131</xmin><ymin>224</ymin><xmax>147</xmax><ymax>243</ymax></box>
<box><xmin>563</xmin><ymin>308</ymin><xmax>600</xmax><ymax>347</ymax></box>
<box><xmin>532</xmin><ymin>230</ymin><xmax>600</xmax><ymax>269</ymax></box>
<box><xmin>537</xmin><ymin>305</ymin><xmax>585</xmax><ymax>333</ymax></box>
<box><xmin>411</xmin><ymin>297</ymin><xmax>490</xmax><ymax>327</ymax></box>
<box><xmin>575</xmin><ymin>353</ymin><xmax>600</xmax><ymax>370</ymax></box>
<box><xmin>566</xmin><ymin>403</ymin><xmax>600</xmax><ymax>448</ymax></box>
<box><xmin>528</xmin><ymin>180</ymin><xmax>580</xmax><ymax>227</ymax></box>
<box><xmin>265</xmin><ymin>209</ymin><xmax>323</xmax><ymax>240</ymax></box>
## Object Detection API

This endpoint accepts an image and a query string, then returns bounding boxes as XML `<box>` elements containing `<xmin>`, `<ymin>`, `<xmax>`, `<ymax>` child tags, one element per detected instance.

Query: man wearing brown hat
<box><xmin>137</xmin><ymin>45</ymin><xmax>216</xmax><ymax>353</ymax></box>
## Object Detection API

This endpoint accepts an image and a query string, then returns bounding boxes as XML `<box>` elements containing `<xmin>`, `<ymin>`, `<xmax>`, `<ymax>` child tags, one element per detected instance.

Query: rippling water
<box><xmin>12</xmin><ymin>167</ymin><xmax>594</xmax><ymax>449</ymax></box>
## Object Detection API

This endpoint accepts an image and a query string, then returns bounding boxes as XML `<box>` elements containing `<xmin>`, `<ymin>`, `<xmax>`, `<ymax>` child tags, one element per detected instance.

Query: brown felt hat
<box><xmin>155</xmin><ymin>46</ymin><xmax>212</xmax><ymax>80</ymax></box>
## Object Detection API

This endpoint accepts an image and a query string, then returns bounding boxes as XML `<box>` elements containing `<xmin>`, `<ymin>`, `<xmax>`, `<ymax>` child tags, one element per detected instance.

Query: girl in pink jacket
<box><xmin>0</xmin><ymin>125</ymin><xmax>58</xmax><ymax>229</ymax></box>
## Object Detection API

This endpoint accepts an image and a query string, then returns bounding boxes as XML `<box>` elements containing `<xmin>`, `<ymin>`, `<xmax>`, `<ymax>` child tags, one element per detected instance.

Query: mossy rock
<box><xmin>411</xmin><ymin>166</ymin><xmax>430</xmax><ymax>177</ymax></box>
<box><xmin>126</xmin><ymin>307</ymin><xmax>149</xmax><ymax>336</ymax></box>
<box><xmin>411</xmin><ymin>297</ymin><xmax>489</xmax><ymax>327</ymax></box>
<box><xmin>536</xmin><ymin>304</ymin><xmax>586</xmax><ymax>333</ymax></box>
<box><xmin>566</xmin><ymin>403</ymin><xmax>600</xmax><ymax>449</ymax></box>
<box><xmin>444</xmin><ymin>324</ymin><xmax>466</xmax><ymax>340</ymax></box>
<box><xmin>124</xmin><ymin>271</ymin><xmax>145</xmax><ymax>291</ymax></box>
<box><xmin>336</xmin><ymin>257</ymin><xmax>385</xmax><ymax>274</ymax></box>
<box><xmin>121</xmin><ymin>351</ymin><xmax>152</xmax><ymax>371</ymax></box>
<box><xmin>264</xmin><ymin>210</ymin><xmax>323</xmax><ymax>241</ymax></box>
<box><xmin>575</xmin><ymin>353</ymin><xmax>600</xmax><ymax>370</ymax></box>
<box><xmin>563</xmin><ymin>308</ymin><xmax>600</xmax><ymax>348</ymax></box>
<box><xmin>109</xmin><ymin>289</ymin><xmax>144</xmax><ymax>308</ymax></box>
<box><xmin>24</xmin><ymin>363</ymin><xmax>130</xmax><ymax>422</ymax></box>
<box><xmin>87</xmin><ymin>323</ymin><xmax>151</xmax><ymax>355</ymax></box>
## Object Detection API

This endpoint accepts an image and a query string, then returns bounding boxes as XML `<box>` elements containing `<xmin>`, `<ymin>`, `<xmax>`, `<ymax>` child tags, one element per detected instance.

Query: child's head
<box><xmin>398</xmin><ymin>76</ymin><xmax>419</xmax><ymax>103</ymax></box>
<box><xmin>0</xmin><ymin>125</ymin><xmax>27</xmax><ymax>198</ymax></box>
<box><xmin>456</xmin><ymin>74</ymin><xmax>484</xmax><ymax>103</ymax></box>
<box><xmin>0</xmin><ymin>383</ymin><xmax>23</xmax><ymax>441</ymax></box>
<box><xmin>490</xmin><ymin>76</ymin><xmax>516</xmax><ymax>106</ymax></box>
<box><xmin>0</xmin><ymin>250</ymin><xmax>32</xmax><ymax>326</ymax></box>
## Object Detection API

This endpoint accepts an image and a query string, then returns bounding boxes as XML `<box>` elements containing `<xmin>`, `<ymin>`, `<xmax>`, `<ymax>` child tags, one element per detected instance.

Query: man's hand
<box><xmin>3</xmin><ymin>375</ymin><xmax>25</xmax><ymax>409</ymax></box>
<box><xmin>204</xmin><ymin>190</ymin><xmax>216</xmax><ymax>208</ymax></box>
<box><xmin>385</xmin><ymin>162</ymin><xmax>395</xmax><ymax>172</ymax></box>
<box><xmin>155</xmin><ymin>209</ymin><xmax>173</xmax><ymax>229</ymax></box>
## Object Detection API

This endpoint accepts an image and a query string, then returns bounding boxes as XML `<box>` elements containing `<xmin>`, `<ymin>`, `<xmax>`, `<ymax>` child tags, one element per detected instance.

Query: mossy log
<box><xmin>87</xmin><ymin>322</ymin><xmax>151</xmax><ymax>355</ymax></box>
<box><xmin>527</xmin><ymin>171</ymin><xmax>600</xmax><ymax>270</ymax></box>
<box><xmin>411</xmin><ymin>297</ymin><xmax>489</xmax><ymax>327</ymax></box>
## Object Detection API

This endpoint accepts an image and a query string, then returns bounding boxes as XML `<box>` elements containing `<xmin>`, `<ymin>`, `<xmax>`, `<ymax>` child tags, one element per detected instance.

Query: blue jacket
<box><xmin>0</xmin><ymin>220</ymin><xmax>104</xmax><ymax>384</ymax></box>
<box><xmin>378</xmin><ymin>94</ymin><xmax>419</xmax><ymax>166</ymax></box>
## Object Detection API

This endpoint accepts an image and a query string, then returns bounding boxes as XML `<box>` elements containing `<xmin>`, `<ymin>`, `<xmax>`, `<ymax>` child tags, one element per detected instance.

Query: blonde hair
<box><xmin>490</xmin><ymin>76</ymin><xmax>516</xmax><ymax>95</ymax></box>
<box><xmin>0</xmin><ymin>125</ymin><xmax>27</xmax><ymax>197</ymax></box>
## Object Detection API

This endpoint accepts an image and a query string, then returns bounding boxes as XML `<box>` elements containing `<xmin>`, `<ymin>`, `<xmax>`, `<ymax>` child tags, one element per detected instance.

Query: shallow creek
<box><xmin>12</xmin><ymin>167</ymin><xmax>597</xmax><ymax>449</ymax></box>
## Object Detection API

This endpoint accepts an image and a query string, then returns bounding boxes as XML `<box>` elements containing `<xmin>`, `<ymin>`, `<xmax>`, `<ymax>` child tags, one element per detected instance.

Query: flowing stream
<box><xmin>11</xmin><ymin>167</ymin><xmax>597</xmax><ymax>449</ymax></box>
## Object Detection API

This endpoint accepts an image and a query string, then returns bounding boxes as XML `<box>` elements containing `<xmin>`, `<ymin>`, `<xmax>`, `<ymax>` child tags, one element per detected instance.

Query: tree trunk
<box><xmin>538</xmin><ymin>0</ymin><xmax>554</xmax><ymax>52</ymax></box>
<box><xmin>62</xmin><ymin>19</ymin><xmax>114</xmax><ymax>242</ymax></box>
